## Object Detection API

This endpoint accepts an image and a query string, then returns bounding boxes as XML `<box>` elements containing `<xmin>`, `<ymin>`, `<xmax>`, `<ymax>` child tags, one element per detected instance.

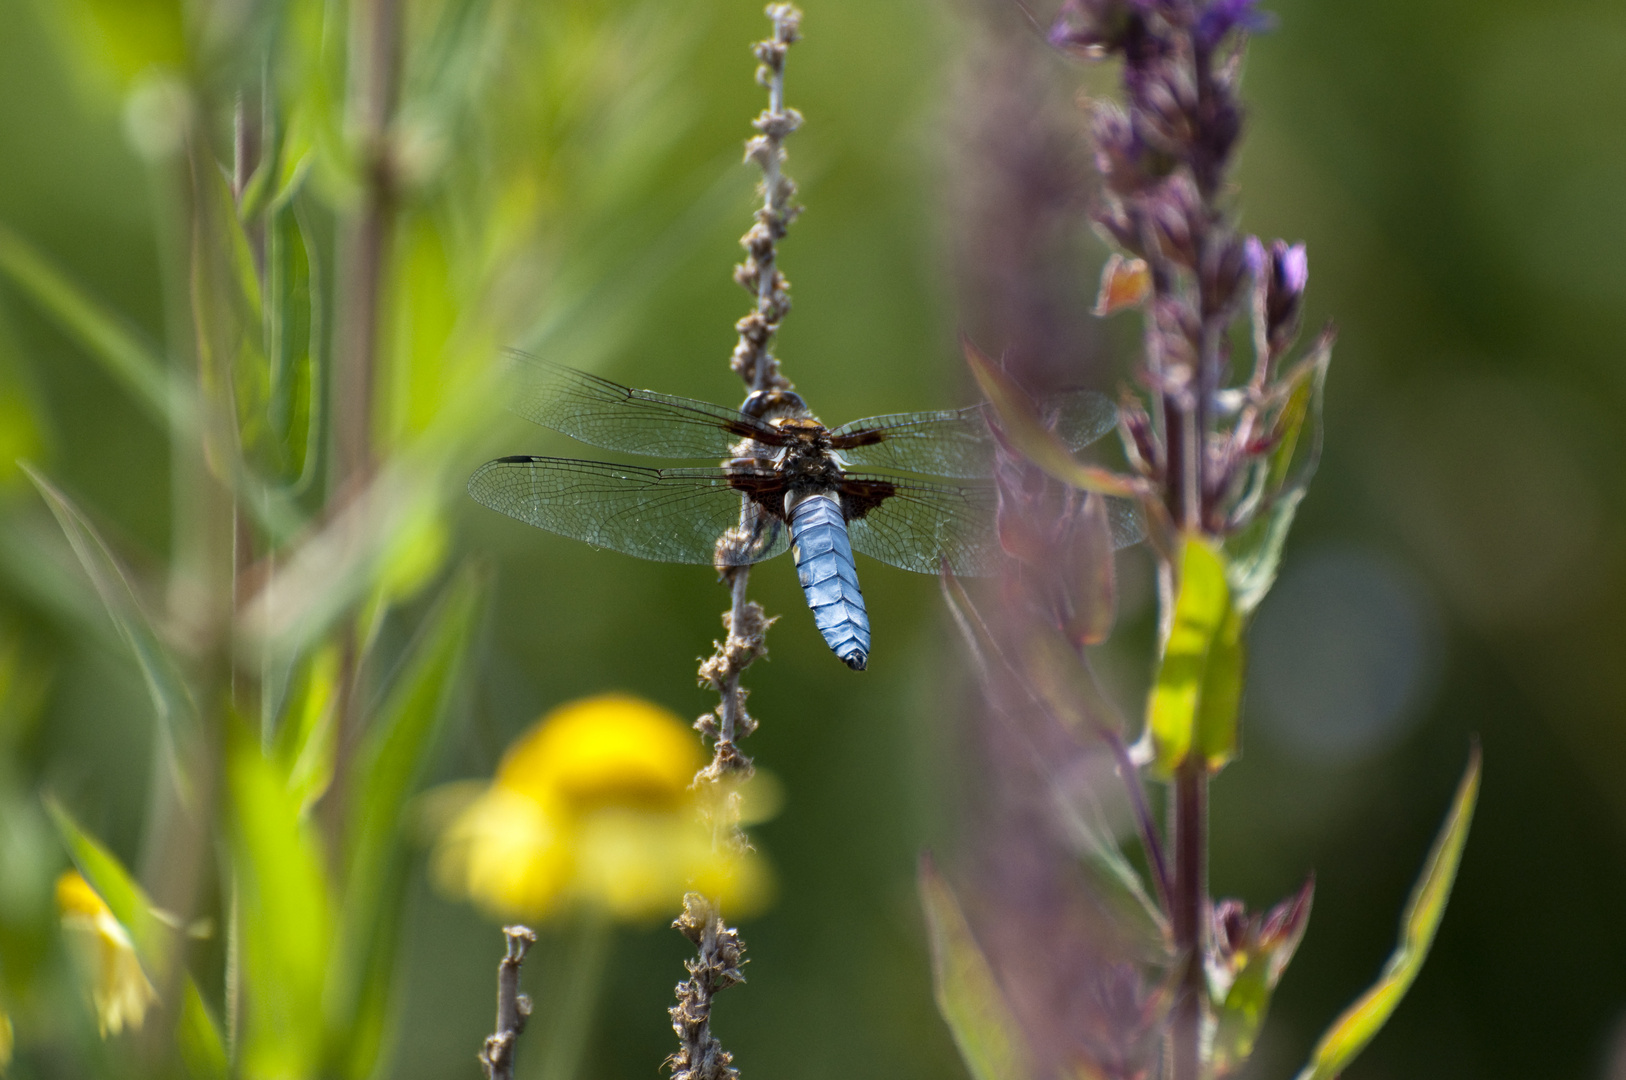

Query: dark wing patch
<box><xmin>505</xmin><ymin>350</ymin><xmax>786</xmax><ymax>459</ymax></box>
<box><xmin>469</xmin><ymin>456</ymin><xmax>790</xmax><ymax>566</ymax></box>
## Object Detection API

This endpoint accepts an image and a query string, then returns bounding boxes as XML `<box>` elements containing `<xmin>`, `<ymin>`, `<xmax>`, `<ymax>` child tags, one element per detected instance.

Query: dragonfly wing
<box><xmin>839</xmin><ymin>473</ymin><xmax>1002</xmax><ymax>577</ymax></box>
<box><xmin>830</xmin><ymin>390</ymin><xmax>1118</xmax><ymax>479</ymax></box>
<box><xmin>1049</xmin><ymin>389</ymin><xmax>1119</xmax><ymax>453</ymax></box>
<box><xmin>469</xmin><ymin>457</ymin><xmax>790</xmax><ymax>566</ymax></box>
<box><xmin>1106</xmin><ymin>496</ymin><xmax>1146</xmax><ymax>549</ymax></box>
<box><xmin>830</xmin><ymin>407</ymin><xmax>995</xmax><ymax>479</ymax></box>
<box><xmin>505</xmin><ymin>351</ymin><xmax>780</xmax><ymax>459</ymax></box>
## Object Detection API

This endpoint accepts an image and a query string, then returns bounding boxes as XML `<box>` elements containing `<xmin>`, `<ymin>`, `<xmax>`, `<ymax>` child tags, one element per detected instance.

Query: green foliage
<box><xmin>1145</xmin><ymin>536</ymin><xmax>1243</xmax><ymax>776</ymax></box>
<box><xmin>918</xmin><ymin>857</ymin><xmax>1032</xmax><ymax>1080</ymax></box>
<box><xmin>1294</xmin><ymin>747</ymin><xmax>1481</xmax><ymax>1080</ymax></box>
<box><xmin>0</xmin><ymin>223</ymin><xmax>178</xmax><ymax>429</ymax></box>
<box><xmin>45</xmin><ymin>797</ymin><xmax>166</xmax><ymax>968</ymax></box>
<box><xmin>229</xmin><ymin>730</ymin><xmax>334</xmax><ymax>1078</ymax></box>
<box><xmin>24</xmin><ymin>466</ymin><xmax>199</xmax><ymax>787</ymax></box>
<box><xmin>176</xmin><ymin>971</ymin><xmax>229</xmax><ymax>1080</ymax></box>
<box><xmin>1225</xmin><ymin>333</ymin><xmax>1332</xmax><ymax>617</ymax></box>
<box><xmin>1208</xmin><ymin>879</ymin><xmax>1314</xmax><ymax>1076</ymax></box>
<box><xmin>326</xmin><ymin>568</ymin><xmax>484</xmax><ymax>1078</ymax></box>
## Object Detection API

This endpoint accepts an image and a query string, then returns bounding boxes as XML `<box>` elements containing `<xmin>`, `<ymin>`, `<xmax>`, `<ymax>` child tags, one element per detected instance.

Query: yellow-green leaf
<box><xmin>176</xmin><ymin>977</ymin><xmax>228</xmax><ymax>1080</ymax></box>
<box><xmin>962</xmin><ymin>338</ymin><xmax>1139</xmax><ymax>497</ymax></box>
<box><xmin>229</xmin><ymin>732</ymin><xmax>332</xmax><ymax>1078</ymax></box>
<box><xmin>918</xmin><ymin>857</ymin><xmax>1033</xmax><ymax>1080</ymax></box>
<box><xmin>1293</xmin><ymin>746</ymin><xmax>1481</xmax><ymax>1080</ymax></box>
<box><xmin>1145</xmin><ymin>536</ymin><xmax>1240</xmax><ymax>776</ymax></box>
<box><xmin>45</xmin><ymin>796</ymin><xmax>166</xmax><ymax>970</ymax></box>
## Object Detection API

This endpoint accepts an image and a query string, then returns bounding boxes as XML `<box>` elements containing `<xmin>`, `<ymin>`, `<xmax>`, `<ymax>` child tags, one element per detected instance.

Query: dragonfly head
<box><xmin>742</xmin><ymin>388</ymin><xmax>810</xmax><ymax>422</ymax></box>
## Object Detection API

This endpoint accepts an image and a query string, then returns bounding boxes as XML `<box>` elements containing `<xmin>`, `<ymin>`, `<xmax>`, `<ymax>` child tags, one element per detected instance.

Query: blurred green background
<box><xmin>1</xmin><ymin>0</ymin><xmax>1624</xmax><ymax>1077</ymax></box>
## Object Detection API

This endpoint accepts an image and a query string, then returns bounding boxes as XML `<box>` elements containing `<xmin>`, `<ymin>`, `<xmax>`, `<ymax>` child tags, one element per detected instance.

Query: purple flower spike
<box><xmin>1196</xmin><ymin>0</ymin><xmax>1275</xmax><ymax>50</ymax></box>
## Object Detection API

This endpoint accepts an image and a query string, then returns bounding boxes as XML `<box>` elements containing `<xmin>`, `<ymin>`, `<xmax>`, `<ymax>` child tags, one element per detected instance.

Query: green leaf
<box><xmin>0</xmin><ymin>222</ymin><xmax>184</xmax><ymax>431</ymax></box>
<box><xmin>229</xmin><ymin>730</ymin><xmax>333</xmax><ymax>1079</ymax></box>
<box><xmin>44</xmin><ymin>796</ymin><xmax>166</xmax><ymax>969</ymax></box>
<box><xmin>962</xmin><ymin>337</ymin><xmax>1139</xmax><ymax>497</ymax></box>
<box><xmin>1144</xmin><ymin>536</ymin><xmax>1241</xmax><ymax>776</ymax></box>
<box><xmin>324</xmin><ymin>566</ymin><xmax>484</xmax><ymax>1078</ymax></box>
<box><xmin>1226</xmin><ymin>329</ymin><xmax>1333</xmax><ymax>616</ymax></box>
<box><xmin>24</xmin><ymin>466</ymin><xmax>199</xmax><ymax>789</ymax></box>
<box><xmin>1293</xmin><ymin>746</ymin><xmax>1481</xmax><ymax>1080</ymax></box>
<box><xmin>1210</xmin><ymin>878</ymin><xmax>1315</xmax><ymax>1076</ymax></box>
<box><xmin>264</xmin><ymin>203</ymin><xmax>318</xmax><ymax>489</ymax></box>
<box><xmin>918</xmin><ymin>856</ymin><xmax>1033</xmax><ymax>1080</ymax></box>
<box><xmin>177</xmin><ymin>977</ymin><xmax>229</xmax><ymax>1080</ymax></box>
<box><xmin>272</xmin><ymin>643</ymin><xmax>341</xmax><ymax>814</ymax></box>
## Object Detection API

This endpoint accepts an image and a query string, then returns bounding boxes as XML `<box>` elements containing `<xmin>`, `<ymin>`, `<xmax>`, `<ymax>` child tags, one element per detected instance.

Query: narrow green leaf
<box><xmin>1145</xmin><ymin>537</ymin><xmax>1238</xmax><ymax>776</ymax></box>
<box><xmin>962</xmin><ymin>338</ymin><xmax>1139</xmax><ymax>497</ymax></box>
<box><xmin>1293</xmin><ymin>746</ymin><xmax>1481</xmax><ymax>1080</ymax></box>
<box><xmin>229</xmin><ymin>731</ymin><xmax>333</xmax><ymax>1079</ymax></box>
<box><xmin>324</xmin><ymin>566</ymin><xmax>484</xmax><ymax>1078</ymax></box>
<box><xmin>1210</xmin><ymin>878</ymin><xmax>1315</xmax><ymax>1076</ymax></box>
<box><xmin>24</xmin><ymin>466</ymin><xmax>198</xmax><ymax>784</ymax></box>
<box><xmin>264</xmin><ymin>204</ymin><xmax>317</xmax><ymax>487</ymax></box>
<box><xmin>1226</xmin><ymin>330</ymin><xmax>1333</xmax><ymax>616</ymax></box>
<box><xmin>918</xmin><ymin>856</ymin><xmax>1033</xmax><ymax>1080</ymax></box>
<box><xmin>177</xmin><ymin>977</ymin><xmax>228</xmax><ymax>1080</ymax></box>
<box><xmin>272</xmin><ymin>643</ymin><xmax>341</xmax><ymax>814</ymax></box>
<box><xmin>44</xmin><ymin>796</ymin><xmax>166</xmax><ymax>969</ymax></box>
<box><xmin>0</xmin><ymin>222</ymin><xmax>184</xmax><ymax>429</ymax></box>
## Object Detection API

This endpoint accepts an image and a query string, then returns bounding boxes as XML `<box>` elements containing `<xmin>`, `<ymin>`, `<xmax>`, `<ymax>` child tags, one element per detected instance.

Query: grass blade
<box><xmin>1293</xmin><ymin>745</ymin><xmax>1481</xmax><ymax>1080</ymax></box>
<box><xmin>324</xmin><ymin>565</ymin><xmax>484</xmax><ymax>1077</ymax></box>
<box><xmin>23</xmin><ymin>466</ymin><xmax>198</xmax><ymax>784</ymax></box>
<box><xmin>0</xmin><ymin>222</ymin><xmax>184</xmax><ymax>430</ymax></box>
<box><xmin>918</xmin><ymin>855</ymin><xmax>1033</xmax><ymax>1080</ymax></box>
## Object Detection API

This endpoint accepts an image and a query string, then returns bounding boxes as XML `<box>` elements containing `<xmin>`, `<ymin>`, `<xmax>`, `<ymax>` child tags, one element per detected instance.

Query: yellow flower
<box><xmin>56</xmin><ymin>871</ymin><xmax>157</xmax><ymax>1037</ymax></box>
<box><xmin>432</xmin><ymin>694</ymin><xmax>772</xmax><ymax>921</ymax></box>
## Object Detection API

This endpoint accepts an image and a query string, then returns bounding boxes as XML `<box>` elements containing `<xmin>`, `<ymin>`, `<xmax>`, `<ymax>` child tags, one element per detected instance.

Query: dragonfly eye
<box><xmin>743</xmin><ymin>389</ymin><xmax>808</xmax><ymax>420</ymax></box>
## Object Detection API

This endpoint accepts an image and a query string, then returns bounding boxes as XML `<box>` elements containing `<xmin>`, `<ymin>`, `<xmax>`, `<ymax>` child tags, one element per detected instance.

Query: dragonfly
<box><xmin>468</xmin><ymin>354</ymin><xmax>1140</xmax><ymax>671</ymax></box>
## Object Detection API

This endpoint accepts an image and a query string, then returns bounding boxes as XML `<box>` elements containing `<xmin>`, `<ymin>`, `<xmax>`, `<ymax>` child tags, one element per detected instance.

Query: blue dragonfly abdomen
<box><xmin>788</xmin><ymin>493</ymin><xmax>870</xmax><ymax>671</ymax></box>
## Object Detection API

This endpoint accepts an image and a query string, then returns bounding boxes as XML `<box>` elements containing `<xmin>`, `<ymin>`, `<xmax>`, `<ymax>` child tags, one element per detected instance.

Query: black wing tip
<box><xmin>495</xmin><ymin>454</ymin><xmax>542</xmax><ymax>463</ymax></box>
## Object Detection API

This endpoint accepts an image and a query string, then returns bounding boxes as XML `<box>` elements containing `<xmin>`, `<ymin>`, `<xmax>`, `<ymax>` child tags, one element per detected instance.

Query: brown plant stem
<box><xmin>675</xmin><ymin>8</ymin><xmax>803</xmax><ymax>1076</ymax></box>
<box><xmin>1170</xmin><ymin>759</ymin><xmax>1208</xmax><ymax>1080</ymax></box>
<box><xmin>669</xmin><ymin>895</ymin><xmax>746</xmax><ymax>1080</ymax></box>
<box><xmin>325</xmin><ymin>0</ymin><xmax>400</xmax><ymax>846</ymax></box>
<box><xmin>480</xmin><ymin>925</ymin><xmax>538</xmax><ymax>1080</ymax></box>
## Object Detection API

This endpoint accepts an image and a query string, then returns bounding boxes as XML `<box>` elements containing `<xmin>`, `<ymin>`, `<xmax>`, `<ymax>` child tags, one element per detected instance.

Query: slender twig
<box><xmin>480</xmin><ymin>926</ymin><xmax>538</xmax><ymax>1080</ymax></box>
<box><xmin>668</xmin><ymin>895</ymin><xmax>746</xmax><ymax>1080</ymax></box>
<box><xmin>676</xmin><ymin>8</ymin><xmax>804</xmax><ymax>1077</ymax></box>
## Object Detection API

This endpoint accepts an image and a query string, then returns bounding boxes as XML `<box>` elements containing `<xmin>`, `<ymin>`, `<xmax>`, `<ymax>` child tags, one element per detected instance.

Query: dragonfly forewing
<box><xmin>505</xmin><ymin>351</ymin><xmax>781</xmax><ymax>459</ymax></box>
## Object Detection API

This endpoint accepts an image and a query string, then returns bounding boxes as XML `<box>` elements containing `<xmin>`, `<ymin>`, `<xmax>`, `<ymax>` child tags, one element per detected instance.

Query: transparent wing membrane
<box><xmin>468</xmin><ymin>457</ymin><xmax>789</xmax><ymax>566</ymax></box>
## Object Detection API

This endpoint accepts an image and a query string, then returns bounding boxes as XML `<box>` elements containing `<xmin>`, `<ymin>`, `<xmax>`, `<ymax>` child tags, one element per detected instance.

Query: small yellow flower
<box><xmin>432</xmin><ymin>694</ymin><xmax>772</xmax><ymax>921</ymax></box>
<box><xmin>56</xmin><ymin>871</ymin><xmax>157</xmax><ymax>1037</ymax></box>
